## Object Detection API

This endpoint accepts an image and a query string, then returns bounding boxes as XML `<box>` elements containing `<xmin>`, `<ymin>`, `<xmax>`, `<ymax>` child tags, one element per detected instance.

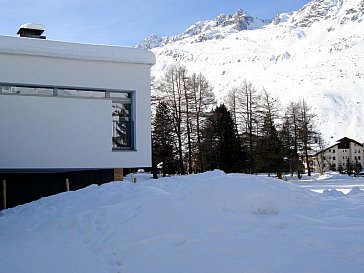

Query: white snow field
<box><xmin>1</xmin><ymin>171</ymin><xmax>364</xmax><ymax>273</ymax></box>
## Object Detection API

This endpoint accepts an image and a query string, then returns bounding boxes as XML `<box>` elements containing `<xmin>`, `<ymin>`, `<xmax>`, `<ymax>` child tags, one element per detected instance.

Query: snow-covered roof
<box><xmin>18</xmin><ymin>23</ymin><xmax>45</xmax><ymax>31</ymax></box>
<box><xmin>0</xmin><ymin>35</ymin><xmax>155</xmax><ymax>65</ymax></box>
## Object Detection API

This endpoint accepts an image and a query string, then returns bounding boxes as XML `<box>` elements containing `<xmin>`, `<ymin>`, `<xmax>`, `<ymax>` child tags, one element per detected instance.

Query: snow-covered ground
<box><xmin>1</xmin><ymin>171</ymin><xmax>364</xmax><ymax>273</ymax></box>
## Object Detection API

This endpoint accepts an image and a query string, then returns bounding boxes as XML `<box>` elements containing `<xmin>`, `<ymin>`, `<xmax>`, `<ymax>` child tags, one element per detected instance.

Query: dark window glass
<box><xmin>112</xmin><ymin>102</ymin><xmax>133</xmax><ymax>149</ymax></box>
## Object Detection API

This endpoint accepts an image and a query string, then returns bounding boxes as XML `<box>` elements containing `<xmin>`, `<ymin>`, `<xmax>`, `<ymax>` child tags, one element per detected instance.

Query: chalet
<box><xmin>312</xmin><ymin>137</ymin><xmax>364</xmax><ymax>173</ymax></box>
<box><xmin>0</xmin><ymin>25</ymin><xmax>155</xmax><ymax>208</ymax></box>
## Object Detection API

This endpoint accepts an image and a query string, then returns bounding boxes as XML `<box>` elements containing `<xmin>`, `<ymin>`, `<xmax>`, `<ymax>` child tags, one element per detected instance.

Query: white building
<box><xmin>312</xmin><ymin>137</ymin><xmax>364</xmax><ymax>173</ymax></box>
<box><xmin>0</xmin><ymin>27</ymin><xmax>155</xmax><ymax>179</ymax></box>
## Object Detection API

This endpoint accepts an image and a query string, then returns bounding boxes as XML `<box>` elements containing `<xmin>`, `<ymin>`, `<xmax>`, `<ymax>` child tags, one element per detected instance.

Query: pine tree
<box><xmin>255</xmin><ymin>91</ymin><xmax>284</xmax><ymax>175</ymax></box>
<box><xmin>201</xmin><ymin>104</ymin><xmax>243</xmax><ymax>173</ymax></box>
<box><xmin>152</xmin><ymin>101</ymin><xmax>176</xmax><ymax>177</ymax></box>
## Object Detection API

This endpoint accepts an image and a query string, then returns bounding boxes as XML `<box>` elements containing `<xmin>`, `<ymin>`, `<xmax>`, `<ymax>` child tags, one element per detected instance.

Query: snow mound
<box><xmin>323</xmin><ymin>188</ymin><xmax>346</xmax><ymax>197</ymax></box>
<box><xmin>348</xmin><ymin>186</ymin><xmax>364</xmax><ymax>195</ymax></box>
<box><xmin>1</xmin><ymin>171</ymin><xmax>364</xmax><ymax>273</ymax></box>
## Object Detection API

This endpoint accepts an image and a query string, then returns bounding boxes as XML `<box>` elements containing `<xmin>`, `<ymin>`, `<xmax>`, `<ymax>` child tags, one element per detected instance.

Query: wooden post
<box><xmin>65</xmin><ymin>178</ymin><xmax>70</xmax><ymax>191</ymax></box>
<box><xmin>3</xmin><ymin>180</ymin><xmax>6</xmax><ymax>210</ymax></box>
<box><xmin>114</xmin><ymin>168</ymin><xmax>124</xmax><ymax>181</ymax></box>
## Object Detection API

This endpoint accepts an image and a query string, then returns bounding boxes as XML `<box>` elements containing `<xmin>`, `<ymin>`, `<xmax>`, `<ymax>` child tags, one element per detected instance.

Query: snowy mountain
<box><xmin>139</xmin><ymin>0</ymin><xmax>364</xmax><ymax>143</ymax></box>
<box><xmin>137</xmin><ymin>9</ymin><xmax>271</xmax><ymax>49</ymax></box>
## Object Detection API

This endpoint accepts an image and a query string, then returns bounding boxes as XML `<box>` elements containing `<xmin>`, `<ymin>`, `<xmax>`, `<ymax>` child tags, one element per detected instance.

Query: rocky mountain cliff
<box><xmin>137</xmin><ymin>9</ymin><xmax>270</xmax><ymax>49</ymax></box>
<box><xmin>140</xmin><ymin>0</ymin><xmax>364</xmax><ymax>143</ymax></box>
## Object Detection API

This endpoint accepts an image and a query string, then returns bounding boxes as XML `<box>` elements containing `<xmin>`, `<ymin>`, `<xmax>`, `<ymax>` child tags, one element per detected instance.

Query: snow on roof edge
<box><xmin>19</xmin><ymin>23</ymin><xmax>45</xmax><ymax>31</ymax></box>
<box><xmin>0</xmin><ymin>35</ymin><xmax>156</xmax><ymax>65</ymax></box>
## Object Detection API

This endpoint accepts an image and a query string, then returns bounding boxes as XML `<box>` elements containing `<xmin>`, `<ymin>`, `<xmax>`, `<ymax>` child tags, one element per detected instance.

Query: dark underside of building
<box><xmin>0</xmin><ymin>169</ymin><xmax>116</xmax><ymax>210</ymax></box>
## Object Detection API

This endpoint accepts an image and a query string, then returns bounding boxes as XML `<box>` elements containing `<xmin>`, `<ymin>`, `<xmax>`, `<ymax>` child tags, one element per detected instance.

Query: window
<box><xmin>333</xmin><ymin>156</ymin><xmax>336</xmax><ymax>161</ymax></box>
<box><xmin>333</xmin><ymin>149</ymin><xmax>335</xmax><ymax>153</ymax></box>
<box><xmin>1</xmin><ymin>83</ymin><xmax>135</xmax><ymax>151</ymax></box>
<box><xmin>111</xmin><ymin>91</ymin><xmax>133</xmax><ymax>150</ymax></box>
<box><xmin>1</xmin><ymin>85</ymin><xmax>53</xmax><ymax>96</ymax></box>
<box><xmin>57</xmin><ymin>89</ymin><xmax>106</xmax><ymax>98</ymax></box>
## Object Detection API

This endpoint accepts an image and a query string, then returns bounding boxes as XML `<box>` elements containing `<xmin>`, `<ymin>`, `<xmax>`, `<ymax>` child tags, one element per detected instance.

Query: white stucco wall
<box><xmin>0</xmin><ymin>35</ymin><xmax>155</xmax><ymax>170</ymax></box>
<box><xmin>313</xmin><ymin>141</ymin><xmax>364</xmax><ymax>172</ymax></box>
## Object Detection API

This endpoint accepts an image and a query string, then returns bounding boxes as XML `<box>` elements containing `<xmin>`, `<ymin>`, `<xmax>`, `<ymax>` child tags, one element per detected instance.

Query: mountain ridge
<box><xmin>137</xmin><ymin>9</ymin><xmax>271</xmax><ymax>49</ymax></box>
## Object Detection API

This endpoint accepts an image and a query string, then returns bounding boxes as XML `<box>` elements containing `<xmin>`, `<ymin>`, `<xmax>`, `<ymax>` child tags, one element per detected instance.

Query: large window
<box><xmin>1</xmin><ymin>83</ymin><xmax>134</xmax><ymax>150</ymax></box>
<box><xmin>112</xmin><ymin>102</ymin><xmax>133</xmax><ymax>150</ymax></box>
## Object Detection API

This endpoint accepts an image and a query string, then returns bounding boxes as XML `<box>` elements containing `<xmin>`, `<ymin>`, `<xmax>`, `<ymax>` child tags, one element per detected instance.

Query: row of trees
<box><xmin>152</xmin><ymin>65</ymin><xmax>320</xmax><ymax>177</ymax></box>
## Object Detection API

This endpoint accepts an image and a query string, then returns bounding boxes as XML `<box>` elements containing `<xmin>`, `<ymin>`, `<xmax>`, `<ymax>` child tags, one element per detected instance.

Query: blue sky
<box><xmin>0</xmin><ymin>0</ymin><xmax>310</xmax><ymax>46</ymax></box>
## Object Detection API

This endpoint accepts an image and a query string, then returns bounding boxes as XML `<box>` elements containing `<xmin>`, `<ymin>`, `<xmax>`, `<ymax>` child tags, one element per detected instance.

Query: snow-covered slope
<box><xmin>141</xmin><ymin>0</ymin><xmax>364</xmax><ymax>142</ymax></box>
<box><xmin>1</xmin><ymin>171</ymin><xmax>364</xmax><ymax>273</ymax></box>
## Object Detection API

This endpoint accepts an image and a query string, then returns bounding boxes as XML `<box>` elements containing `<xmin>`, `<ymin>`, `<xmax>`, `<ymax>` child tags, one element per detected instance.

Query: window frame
<box><xmin>1</xmin><ymin>82</ymin><xmax>136</xmax><ymax>151</ymax></box>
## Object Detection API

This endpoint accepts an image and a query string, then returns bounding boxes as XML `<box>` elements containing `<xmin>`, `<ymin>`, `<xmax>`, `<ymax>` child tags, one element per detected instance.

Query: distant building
<box><xmin>312</xmin><ymin>137</ymin><xmax>364</xmax><ymax>173</ymax></box>
<box><xmin>0</xmin><ymin>27</ymin><xmax>155</xmax><ymax>208</ymax></box>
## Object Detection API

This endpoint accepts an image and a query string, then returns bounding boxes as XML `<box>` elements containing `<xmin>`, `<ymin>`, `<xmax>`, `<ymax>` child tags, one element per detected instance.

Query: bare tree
<box><xmin>188</xmin><ymin>73</ymin><xmax>215</xmax><ymax>172</ymax></box>
<box><xmin>297</xmin><ymin>99</ymin><xmax>318</xmax><ymax>176</ymax></box>
<box><xmin>281</xmin><ymin>102</ymin><xmax>303</xmax><ymax>178</ymax></box>
<box><xmin>154</xmin><ymin>65</ymin><xmax>186</xmax><ymax>175</ymax></box>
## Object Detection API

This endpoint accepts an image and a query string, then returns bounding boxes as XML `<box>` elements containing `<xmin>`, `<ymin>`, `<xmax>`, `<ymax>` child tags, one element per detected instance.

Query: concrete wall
<box><xmin>0</xmin><ymin>36</ymin><xmax>154</xmax><ymax>170</ymax></box>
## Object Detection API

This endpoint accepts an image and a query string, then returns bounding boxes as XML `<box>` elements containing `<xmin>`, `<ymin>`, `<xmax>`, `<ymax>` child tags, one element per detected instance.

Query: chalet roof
<box><xmin>336</xmin><ymin>137</ymin><xmax>363</xmax><ymax>147</ymax></box>
<box><xmin>314</xmin><ymin>137</ymin><xmax>363</xmax><ymax>156</ymax></box>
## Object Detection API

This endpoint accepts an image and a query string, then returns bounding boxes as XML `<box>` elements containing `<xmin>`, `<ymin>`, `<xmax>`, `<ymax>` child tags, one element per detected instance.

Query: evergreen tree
<box><xmin>201</xmin><ymin>104</ymin><xmax>243</xmax><ymax>173</ymax></box>
<box><xmin>254</xmin><ymin>90</ymin><xmax>284</xmax><ymax>176</ymax></box>
<box><xmin>152</xmin><ymin>101</ymin><xmax>176</xmax><ymax>177</ymax></box>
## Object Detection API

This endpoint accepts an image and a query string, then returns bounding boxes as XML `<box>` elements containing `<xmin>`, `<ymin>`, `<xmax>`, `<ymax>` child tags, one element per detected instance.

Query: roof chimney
<box><xmin>17</xmin><ymin>23</ymin><xmax>46</xmax><ymax>39</ymax></box>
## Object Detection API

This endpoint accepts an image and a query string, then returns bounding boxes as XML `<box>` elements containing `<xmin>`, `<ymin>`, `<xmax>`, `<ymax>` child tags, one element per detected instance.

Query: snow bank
<box><xmin>1</xmin><ymin>171</ymin><xmax>364</xmax><ymax>273</ymax></box>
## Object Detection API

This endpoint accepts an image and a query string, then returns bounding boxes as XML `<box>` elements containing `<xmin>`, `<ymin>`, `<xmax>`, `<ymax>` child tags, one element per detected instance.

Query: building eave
<box><xmin>0</xmin><ymin>35</ymin><xmax>156</xmax><ymax>65</ymax></box>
